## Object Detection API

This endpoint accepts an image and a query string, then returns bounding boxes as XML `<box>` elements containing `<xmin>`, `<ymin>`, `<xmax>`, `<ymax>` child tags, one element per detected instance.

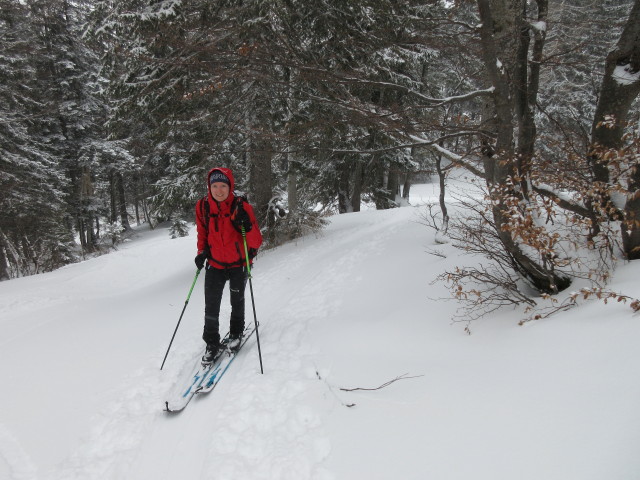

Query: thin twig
<box><xmin>425</xmin><ymin>247</ymin><xmax>447</xmax><ymax>258</ymax></box>
<box><xmin>315</xmin><ymin>370</ymin><xmax>356</xmax><ymax>407</ymax></box>
<box><xmin>339</xmin><ymin>373</ymin><xmax>424</xmax><ymax>392</ymax></box>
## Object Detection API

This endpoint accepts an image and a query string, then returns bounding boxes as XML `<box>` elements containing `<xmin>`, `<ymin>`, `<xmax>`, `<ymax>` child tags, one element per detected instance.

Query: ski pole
<box><xmin>160</xmin><ymin>268</ymin><xmax>202</xmax><ymax>370</ymax></box>
<box><xmin>242</xmin><ymin>227</ymin><xmax>264</xmax><ymax>374</ymax></box>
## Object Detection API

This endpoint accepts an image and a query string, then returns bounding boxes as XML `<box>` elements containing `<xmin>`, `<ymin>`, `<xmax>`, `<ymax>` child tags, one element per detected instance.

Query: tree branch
<box><xmin>339</xmin><ymin>373</ymin><xmax>423</xmax><ymax>392</ymax></box>
<box><xmin>530</xmin><ymin>183</ymin><xmax>593</xmax><ymax>218</ymax></box>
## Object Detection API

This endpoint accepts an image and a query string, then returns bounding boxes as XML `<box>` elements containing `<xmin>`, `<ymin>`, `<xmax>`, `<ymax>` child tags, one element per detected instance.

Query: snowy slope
<box><xmin>1</xmin><ymin>182</ymin><xmax>640</xmax><ymax>480</ymax></box>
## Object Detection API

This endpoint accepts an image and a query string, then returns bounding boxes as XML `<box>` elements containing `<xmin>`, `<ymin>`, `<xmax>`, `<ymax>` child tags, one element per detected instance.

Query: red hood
<box><xmin>207</xmin><ymin>167</ymin><xmax>235</xmax><ymax>204</ymax></box>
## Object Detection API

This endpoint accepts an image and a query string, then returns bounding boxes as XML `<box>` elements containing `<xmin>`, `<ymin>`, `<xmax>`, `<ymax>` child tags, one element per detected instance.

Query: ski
<box><xmin>196</xmin><ymin>325</ymin><xmax>256</xmax><ymax>394</ymax></box>
<box><xmin>164</xmin><ymin>348</ymin><xmax>223</xmax><ymax>413</ymax></box>
<box><xmin>163</xmin><ymin>325</ymin><xmax>255</xmax><ymax>412</ymax></box>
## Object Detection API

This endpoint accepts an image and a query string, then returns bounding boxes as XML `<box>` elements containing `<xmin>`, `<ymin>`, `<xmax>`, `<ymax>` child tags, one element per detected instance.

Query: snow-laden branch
<box><xmin>414</xmin><ymin>86</ymin><xmax>496</xmax><ymax>107</ymax></box>
<box><xmin>612</xmin><ymin>64</ymin><xmax>640</xmax><ymax>86</ymax></box>
<box><xmin>529</xmin><ymin>20</ymin><xmax>547</xmax><ymax>33</ymax></box>
<box><xmin>413</xmin><ymin>137</ymin><xmax>486</xmax><ymax>178</ymax></box>
<box><xmin>530</xmin><ymin>183</ymin><xmax>592</xmax><ymax>218</ymax></box>
<box><xmin>326</xmin><ymin>133</ymin><xmax>486</xmax><ymax>178</ymax></box>
<box><xmin>289</xmin><ymin>59</ymin><xmax>495</xmax><ymax>108</ymax></box>
<box><xmin>332</xmin><ymin>74</ymin><xmax>495</xmax><ymax>107</ymax></box>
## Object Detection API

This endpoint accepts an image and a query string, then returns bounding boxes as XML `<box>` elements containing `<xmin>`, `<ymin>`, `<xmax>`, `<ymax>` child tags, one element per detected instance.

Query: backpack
<box><xmin>197</xmin><ymin>193</ymin><xmax>258</xmax><ymax>267</ymax></box>
<box><xmin>198</xmin><ymin>194</ymin><xmax>254</xmax><ymax>268</ymax></box>
<box><xmin>198</xmin><ymin>193</ymin><xmax>246</xmax><ymax>234</ymax></box>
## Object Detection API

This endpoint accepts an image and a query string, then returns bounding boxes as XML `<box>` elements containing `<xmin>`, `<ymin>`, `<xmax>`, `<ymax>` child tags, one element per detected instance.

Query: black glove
<box><xmin>232</xmin><ymin>203</ymin><xmax>252</xmax><ymax>233</ymax></box>
<box><xmin>194</xmin><ymin>252</ymin><xmax>207</xmax><ymax>270</ymax></box>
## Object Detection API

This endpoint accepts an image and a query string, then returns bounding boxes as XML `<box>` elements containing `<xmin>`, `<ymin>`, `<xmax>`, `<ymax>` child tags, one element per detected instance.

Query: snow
<box><xmin>533</xmin><ymin>182</ymin><xmax>582</xmax><ymax>207</ymax></box>
<box><xmin>140</xmin><ymin>0</ymin><xmax>182</xmax><ymax>21</ymax></box>
<box><xmin>1</xmin><ymin>181</ymin><xmax>640</xmax><ymax>479</ymax></box>
<box><xmin>612</xmin><ymin>64</ymin><xmax>640</xmax><ymax>86</ymax></box>
<box><xmin>530</xmin><ymin>20</ymin><xmax>547</xmax><ymax>33</ymax></box>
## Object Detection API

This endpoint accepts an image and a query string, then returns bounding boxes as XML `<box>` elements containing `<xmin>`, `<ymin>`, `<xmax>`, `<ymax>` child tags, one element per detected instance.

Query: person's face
<box><xmin>210</xmin><ymin>182</ymin><xmax>230</xmax><ymax>202</ymax></box>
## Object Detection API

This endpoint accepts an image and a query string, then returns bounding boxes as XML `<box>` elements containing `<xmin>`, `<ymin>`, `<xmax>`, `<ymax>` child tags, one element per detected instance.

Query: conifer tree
<box><xmin>0</xmin><ymin>0</ymin><xmax>75</xmax><ymax>278</ymax></box>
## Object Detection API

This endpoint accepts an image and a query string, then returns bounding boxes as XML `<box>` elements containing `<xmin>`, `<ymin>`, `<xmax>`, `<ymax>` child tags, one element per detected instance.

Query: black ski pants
<box><xmin>202</xmin><ymin>265</ymin><xmax>248</xmax><ymax>347</ymax></box>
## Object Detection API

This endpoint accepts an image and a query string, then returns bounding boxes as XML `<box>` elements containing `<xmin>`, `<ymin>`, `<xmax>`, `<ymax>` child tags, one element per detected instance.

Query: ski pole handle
<box><xmin>241</xmin><ymin>227</ymin><xmax>252</xmax><ymax>277</ymax></box>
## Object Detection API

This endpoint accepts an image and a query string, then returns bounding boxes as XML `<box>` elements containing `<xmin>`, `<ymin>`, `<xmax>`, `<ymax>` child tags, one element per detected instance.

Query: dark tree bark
<box><xmin>402</xmin><ymin>171</ymin><xmax>412</xmax><ymax>201</ymax></box>
<box><xmin>0</xmin><ymin>238</ymin><xmax>10</xmax><ymax>281</ymax></box>
<box><xmin>435</xmin><ymin>155</ymin><xmax>449</xmax><ymax>233</ymax></box>
<box><xmin>249</xmin><ymin>136</ymin><xmax>274</xmax><ymax>230</ymax></box>
<box><xmin>337</xmin><ymin>159</ymin><xmax>352</xmax><ymax>214</ymax></box>
<box><xmin>590</xmin><ymin>0</ymin><xmax>640</xmax><ymax>259</ymax></box>
<box><xmin>287</xmin><ymin>161</ymin><xmax>299</xmax><ymax>214</ymax></box>
<box><xmin>351</xmin><ymin>160</ymin><xmax>363</xmax><ymax>212</ymax></box>
<box><xmin>115</xmin><ymin>171</ymin><xmax>131</xmax><ymax>231</ymax></box>
<box><xmin>477</xmin><ymin>0</ymin><xmax>570</xmax><ymax>293</ymax></box>
<box><xmin>387</xmin><ymin>168</ymin><xmax>400</xmax><ymax>207</ymax></box>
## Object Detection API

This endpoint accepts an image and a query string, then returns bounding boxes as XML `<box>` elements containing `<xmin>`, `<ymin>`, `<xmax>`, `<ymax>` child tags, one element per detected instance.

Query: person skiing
<box><xmin>194</xmin><ymin>167</ymin><xmax>262</xmax><ymax>364</ymax></box>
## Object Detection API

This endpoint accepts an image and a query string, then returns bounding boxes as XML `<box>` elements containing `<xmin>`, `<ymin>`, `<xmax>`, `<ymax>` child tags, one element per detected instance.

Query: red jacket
<box><xmin>195</xmin><ymin>167</ymin><xmax>263</xmax><ymax>269</ymax></box>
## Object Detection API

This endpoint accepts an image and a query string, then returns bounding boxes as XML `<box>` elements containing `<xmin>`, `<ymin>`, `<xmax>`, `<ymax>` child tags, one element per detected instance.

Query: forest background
<box><xmin>2</xmin><ymin>0</ymin><xmax>640</xmax><ymax>313</ymax></box>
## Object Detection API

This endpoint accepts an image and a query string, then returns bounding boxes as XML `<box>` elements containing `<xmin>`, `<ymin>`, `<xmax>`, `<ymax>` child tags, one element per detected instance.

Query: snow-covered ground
<box><xmin>1</xmin><ymin>181</ymin><xmax>639</xmax><ymax>480</ymax></box>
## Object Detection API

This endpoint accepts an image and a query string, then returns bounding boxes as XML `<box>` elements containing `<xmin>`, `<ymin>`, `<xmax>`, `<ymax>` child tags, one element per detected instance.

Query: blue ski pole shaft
<box><xmin>242</xmin><ymin>228</ymin><xmax>264</xmax><ymax>374</ymax></box>
<box><xmin>160</xmin><ymin>268</ymin><xmax>202</xmax><ymax>370</ymax></box>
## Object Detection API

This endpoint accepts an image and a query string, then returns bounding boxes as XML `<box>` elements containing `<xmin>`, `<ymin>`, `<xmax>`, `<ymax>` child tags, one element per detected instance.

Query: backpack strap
<box><xmin>199</xmin><ymin>195</ymin><xmax>248</xmax><ymax>268</ymax></box>
<box><xmin>199</xmin><ymin>193</ymin><xmax>246</xmax><ymax>245</ymax></box>
<box><xmin>198</xmin><ymin>196</ymin><xmax>210</xmax><ymax>233</ymax></box>
<box><xmin>198</xmin><ymin>197</ymin><xmax>211</xmax><ymax>254</ymax></box>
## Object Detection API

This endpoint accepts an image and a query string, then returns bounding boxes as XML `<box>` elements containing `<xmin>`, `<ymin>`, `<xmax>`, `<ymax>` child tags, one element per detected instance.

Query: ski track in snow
<box><xmin>0</xmin><ymin>423</ymin><xmax>38</xmax><ymax>480</ymax></box>
<box><xmin>49</xmin><ymin>365</ymin><xmax>174</xmax><ymax>480</ymax></box>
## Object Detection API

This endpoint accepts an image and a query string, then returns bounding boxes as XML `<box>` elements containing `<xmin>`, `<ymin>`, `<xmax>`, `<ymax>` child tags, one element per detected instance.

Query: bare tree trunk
<box><xmin>86</xmin><ymin>220</ymin><xmax>96</xmax><ymax>250</ymax></box>
<box><xmin>78</xmin><ymin>166</ymin><xmax>97</xmax><ymax>252</ymax></box>
<box><xmin>284</xmin><ymin>66</ymin><xmax>299</xmax><ymax>216</ymax></box>
<box><xmin>109</xmin><ymin>170</ymin><xmax>117</xmax><ymax>224</ymax></box>
<box><xmin>625</xmin><ymin>166</ymin><xmax>640</xmax><ymax>259</ymax></box>
<box><xmin>435</xmin><ymin>155</ymin><xmax>449</xmax><ymax>233</ymax></box>
<box><xmin>402</xmin><ymin>173</ymin><xmax>411</xmax><ymax>200</ymax></box>
<box><xmin>142</xmin><ymin>197</ymin><xmax>154</xmax><ymax>229</ymax></box>
<box><xmin>77</xmin><ymin>218</ymin><xmax>86</xmax><ymax>251</ymax></box>
<box><xmin>387</xmin><ymin>168</ymin><xmax>399</xmax><ymax>207</ymax></box>
<box><xmin>0</xmin><ymin>238</ymin><xmax>10</xmax><ymax>281</ymax></box>
<box><xmin>514</xmin><ymin>0</ymin><xmax>547</xmax><ymax>197</ymax></box>
<box><xmin>133</xmin><ymin>173</ymin><xmax>141</xmax><ymax>225</ymax></box>
<box><xmin>248</xmin><ymin>137</ymin><xmax>274</xmax><ymax>230</ymax></box>
<box><xmin>590</xmin><ymin>0</ymin><xmax>640</xmax><ymax>259</ymax></box>
<box><xmin>114</xmin><ymin>171</ymin><xmax>131</xmax><ymax>231</ymax></box>
<box><xmin>477</xmin><ymin>0</ymin><xmax>570</xmax><ymax>293</ymax></box>
<box><xmin>337</xmin><ymin>159</ymin><xmax>352</xmax><ymax>214</ymax></box>
<box><xmin>351</xmin><ymin>160</ymin><xmax>363</xmax><ymax>212</ymax></box>
<box><xmin>287</xmin><ymin>161</ymin><xmax>298</xmax><ymax>213</ymax></box>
